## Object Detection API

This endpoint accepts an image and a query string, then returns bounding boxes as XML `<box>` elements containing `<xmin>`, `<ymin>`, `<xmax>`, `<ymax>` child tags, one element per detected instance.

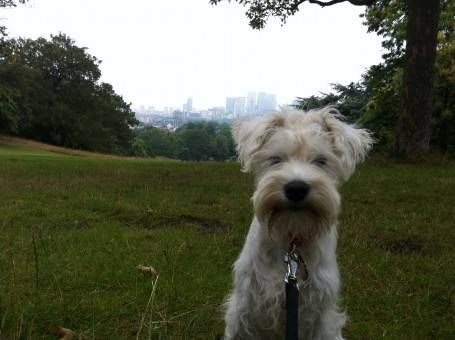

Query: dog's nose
<box><xmin>284</xmin><ymin>180</ymin><xmax>310</xmax><ymax>202</ymax></box>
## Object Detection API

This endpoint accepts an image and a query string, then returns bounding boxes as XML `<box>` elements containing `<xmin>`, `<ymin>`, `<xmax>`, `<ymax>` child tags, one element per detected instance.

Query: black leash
<box><xmin>284</xmin><ymin>245</ymin><xmax>308</xmax><ymax>340</ymax></box>
<box><xmin>285</xmin><ymin>276</ymin><xmax>299</xmax><ymax>340</ymax></box>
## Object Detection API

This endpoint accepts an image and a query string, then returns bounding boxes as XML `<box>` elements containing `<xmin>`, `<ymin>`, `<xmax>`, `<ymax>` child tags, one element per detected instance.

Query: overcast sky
<box><xmin>3</xmin><ymin>0</ymin><xmax>384</xmax><ymax>110</ymax></box>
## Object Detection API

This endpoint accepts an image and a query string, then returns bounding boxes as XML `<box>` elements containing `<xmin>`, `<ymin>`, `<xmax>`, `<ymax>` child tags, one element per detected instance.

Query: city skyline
<box><xmin>134</xmin><ymin>90</ymin><xmax>278</xmax><ymax>115</ymax></box>
<box><xmin>134</xmin><ymin>91</ymin><xmax>280</xmax><ymax>129</ymax></box>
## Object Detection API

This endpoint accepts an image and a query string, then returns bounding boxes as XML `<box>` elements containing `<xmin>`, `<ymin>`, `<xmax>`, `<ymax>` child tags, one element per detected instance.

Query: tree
<box><xmin>0</xmin><ymin>34</ymin><xmax>138</xmax><ymax>154</ymax></box>
<box><xmin>210</xmin><ymin>0</ymin><xmax>375</xmax><ymax>29</ymax></box>
<box><xmin>134</xmin><ymin>126</ymin><xmax>175</xmax><ymax>158</ymax></box>
<box><xmin>394</xmin><ymin>1</ymin><xmax>440</xmax><ymax>156</ymax></box>
<box><xmin>432</xmin><ymin>1</ymin><xmax>455</xmax><ymax>153</ymax></box>
<box><xmin>176</xmin><ymin>127</ymin><xmax>211</xmax><ymax>161</ymax></box>
<box><xmin>133</xmin><ymin>122</ymin><xmax>236</xmax><ymax>160</ymax></box>
<box><xmin>0</xmin><ymin>0</ymin><xmax>27</xmax><ymax>7</ymax></box>
<box><xmin>294</xmin><ymin>81</ymin><xmax>369</xmax><ymax>121</ymax></box>
<box><xmin>363</xmin><ymin>0</ymin><xmax>441</xmax><ymax>156</ymax></box>
<box><xmin>0</xmin><ymin>84</ymin><xmax>18</xmax><ymax>132</ymax></box>
<box><xmin>363</xmin><ymin>0</ymin><xmax>453</xmax><ymax>154</ymax></box>
<box><xmin>211</xmin><ymin>0</ymin><xmax>443</xmax><ymax>158</ymax></box>
<box><xmin>1</xmin><ymin>0</ymin><xmax>28</xmax><ymax>38</ymax></box>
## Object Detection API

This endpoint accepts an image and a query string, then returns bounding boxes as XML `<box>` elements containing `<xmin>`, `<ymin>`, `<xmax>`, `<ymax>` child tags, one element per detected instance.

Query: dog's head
<box><xmin>232</xmin><ymin>108</ymin><xmax>373</xmax><ymax>248</ymax></box>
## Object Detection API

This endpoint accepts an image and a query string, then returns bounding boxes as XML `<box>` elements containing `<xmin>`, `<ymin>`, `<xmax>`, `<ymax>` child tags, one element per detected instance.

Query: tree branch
<box><xmin>308</xmin><ymin>0</ymin><xmax>347</xmax><ymax>7</ymax></box>
<box><xmin>308</xmin><ymin>0</ymin><xmax>375</xmax><ymax>7</ymax></box>
<box><xmin>349</xmin><ymin>0</ymin><xmax>375</xmax><ymax>5</ymax></box>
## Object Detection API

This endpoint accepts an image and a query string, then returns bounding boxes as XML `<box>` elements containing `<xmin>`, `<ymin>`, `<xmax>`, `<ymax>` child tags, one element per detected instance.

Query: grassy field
<box><xmin>0</xmin><ymin>140</ymin><xmax>454</xmax><ymax>340</ymax></box>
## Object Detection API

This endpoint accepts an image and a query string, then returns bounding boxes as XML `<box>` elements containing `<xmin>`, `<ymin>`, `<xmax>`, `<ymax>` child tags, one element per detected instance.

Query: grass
<box><xmin>0</xmin><ymin>135</ymin><xmax>130</xmax><ymax>159</ymax></box>
<box><xmin>0</xmin><ymin>140</ymin><xmax>454</xmax><ymax>339</ymax></box>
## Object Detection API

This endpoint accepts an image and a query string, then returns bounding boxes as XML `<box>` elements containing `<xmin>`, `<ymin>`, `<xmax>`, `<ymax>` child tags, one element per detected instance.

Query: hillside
<box><xmin>0</xmin><ymin>135</ymin><xmax>129</xmax><ymax>159</ymax></box>
<box><xmin>0</xmin><ymin>143</ymin><xmax>454</xmax><ymax>339</ymax></box>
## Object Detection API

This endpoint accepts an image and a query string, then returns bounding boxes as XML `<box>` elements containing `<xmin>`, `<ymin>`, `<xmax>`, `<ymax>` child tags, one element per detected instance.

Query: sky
<box><xmin>3</xmin><ymin>0</ymin><xmax>384</xmax><ymax>110</ymax></box>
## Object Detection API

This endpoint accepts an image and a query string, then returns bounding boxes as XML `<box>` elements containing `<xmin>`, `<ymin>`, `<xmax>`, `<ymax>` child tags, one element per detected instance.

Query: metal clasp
<box><xmin>284</xmin><ymin>245</ymin><xmax>309</xmax><ymax>288</ymax></box>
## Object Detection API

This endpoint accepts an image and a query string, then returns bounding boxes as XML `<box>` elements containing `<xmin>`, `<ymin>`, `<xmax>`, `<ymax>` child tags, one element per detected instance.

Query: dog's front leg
<box><xmin>223</xmin><ymin>289</ymin><xmax>246</xmax><ymax>339</ymax></box>
<box><xmin>311</xmin><ymin>303</ymin><xmax>346</xmax><ymax>340</ymax></box>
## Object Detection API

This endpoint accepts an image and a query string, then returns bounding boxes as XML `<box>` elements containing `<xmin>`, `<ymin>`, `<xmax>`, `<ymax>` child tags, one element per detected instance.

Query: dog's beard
<box><xmin>253</xmin><ymin>175</ymin><xmax>340</xmax><ymax>249</ymax></box>
<box><xmin>268</xmin><ymin>207</ymin><xmax>325</xmax><ymax>248</ymax></box>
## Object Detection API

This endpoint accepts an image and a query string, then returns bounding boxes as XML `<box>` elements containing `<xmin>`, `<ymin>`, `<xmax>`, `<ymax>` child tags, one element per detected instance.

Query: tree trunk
<box><xmin>394</xmin><ymin>0</ymin><xmax>441</xmax><ymax>158</ymax></box>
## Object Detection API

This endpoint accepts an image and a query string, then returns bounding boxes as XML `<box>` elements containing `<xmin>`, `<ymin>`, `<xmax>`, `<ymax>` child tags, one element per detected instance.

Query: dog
<box><xmin>223</xmin><ymin>107</ymin><xmax>373</xmax><ymax>340</ymax></box>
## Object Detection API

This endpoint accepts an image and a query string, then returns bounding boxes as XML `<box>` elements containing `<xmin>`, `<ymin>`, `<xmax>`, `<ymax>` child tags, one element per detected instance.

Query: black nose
<box><xmin>284</xmin><ymin>180</ymin><xmax>310</xmax><ymax>202</ymax></box>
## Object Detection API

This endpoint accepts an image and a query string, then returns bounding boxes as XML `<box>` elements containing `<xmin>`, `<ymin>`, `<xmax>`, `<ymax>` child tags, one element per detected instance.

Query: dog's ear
<box><xmin>320</xmin><ymin>109</ymin><xmax>374</xmax><ymax>180</ymax></box>
<box><xmin>232</xmin><ymin>114</ymin><xmax>284</xmax><ymax>172</ymax></box>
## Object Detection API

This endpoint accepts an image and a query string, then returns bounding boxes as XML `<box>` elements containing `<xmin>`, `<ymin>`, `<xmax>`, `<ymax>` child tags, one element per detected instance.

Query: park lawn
<box><xmin>0</xmin><ymin>142</ymin><xmax>454</xmax><ymax>339</ymax></box>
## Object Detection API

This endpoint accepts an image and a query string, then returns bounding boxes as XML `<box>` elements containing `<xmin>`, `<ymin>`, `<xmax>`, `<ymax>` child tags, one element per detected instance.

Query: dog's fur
<box><xmin>223</xmin><ymin>108</ymin><xmax>373</xmax><ymax>340</ymax></box>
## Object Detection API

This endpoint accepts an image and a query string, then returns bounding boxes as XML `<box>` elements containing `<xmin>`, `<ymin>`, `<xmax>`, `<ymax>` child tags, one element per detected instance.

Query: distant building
<box><xmin>247</xmin><ymin>91</ymin><xmax>257</xmax><ymax>115</ymax></box>
<box><xmin>173</xmin><ymin>110</ymin><xmax>184</xmax><ymax>120</ymax></box>
<box><xmin>208</xmin><ymin>106</ymin><xmax>226</xmax><ymax>121</ymax></box>
<box><xmin>134</xmin><ymin>90</ymin><xmax>277</xmax><ymax>126</ymax></box>
<box><xmin>164</xmin><ymin>106</ymin><xmax>175</xmax><ymax>115</ymax></box>
<box><xmin>183</xmin><ymin>97</ymin><xmax>193</xmax><ymax>112</ymax></box>
<box><xmin>135</xmin><ymin>113</ymin><xmax>153</xmax><ymax>124</ymax></box>
<box><xmin>173</xmin><ymin>110</ymin><xmax>184</xmax><ymax>129</ymax></box>
<box><xmin>226</xmin><ymin>97</ymin><xmax>235</xmax><ymax>115</ymax></box>
<box><xmin>257</xmin><ymin>92</ymin><xmax>277</xmax><ymax>114</ymax></box>
<box><xmin>226</xmin><ymin>96</ymin><xmax>246</xmax><ymax>118</ymax></box>
<box><xmin>188</xmin><ymin>111</ymin><xmax>202</xmax><ymax>120</ymax></box>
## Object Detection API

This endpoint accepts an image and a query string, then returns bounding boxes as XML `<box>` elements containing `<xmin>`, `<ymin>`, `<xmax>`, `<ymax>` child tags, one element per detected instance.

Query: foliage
<box><xmin>294</xmin><ymin>0</ymin><xmax>454</xmax><ymax>153</ymax></box>
<box><xmin>134</xmin><ymin>121</ymin><xmax>236</xmax><ymax>161</ymax></box>
<box><xmin>361</xmin><ymin>0</ymin><xmax>406</xmax><ymax>61</ymax></box>
<box><xmin>294</xmin><ymin>81</ymin><xmax>370</xmax><ymax>122</ymax></box>
<box><xmin>357</xmin><ymin>63</ymin><xmax>401</xmax><ymax>150</ymax></box>
<box><xmin>134</xmin><ymin>126</ymin><xmax>176</xmax><ymax>158</ymax></box>
<box><xmin>432</xmin><ymin>31</ymin><xmax>455</xmax><ymax>153</ymax></box>
<box><xmin>292</xmin><ymin>74</ymin><xmax>399</xmax><ymax>151</ymax></box>
<box><xmin>0</xmin><ymin>0</ymin><xmax>28</xmax><ymax>7</ymax></box>
<box><xmin>210</xmin><ymin>0</ymin><xmax>374</xmax><ymax>29</ymax></box>
<box><xmin>0</xmin><ymin>34</ymin><xmax>138</xmax><ymax>154</ymax></box>
<box><xmin>0</xmin><ymin>0</ymin><xmax>28</xmax><ymax>38</ymax></box>
<box><xmin>362</xmin><ymin>0</ymin><xmax>454</xmax><ymax>153</ymax></box>
<box><xmin>363</xmin><ymin>0</ymin><xmax>453</xmax><ymax>61</ymax></box>
<box><xmin>175</xmin><ymin>121</ymin><xmax>235</xmax><ymax>161</ymax></box>
<box><xmin>0</xmin><ymin>84</ymin><xmax>18</xmax><ymax>132</ymax></box>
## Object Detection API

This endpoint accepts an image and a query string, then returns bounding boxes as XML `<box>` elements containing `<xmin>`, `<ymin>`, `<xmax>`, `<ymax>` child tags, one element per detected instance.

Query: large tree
<box><xmin>1</xmin><ymin>34</ymin><xmax>138</xmax><ymax>154</ymax></box>
<box><xmin>392</xmin><ymin>0</ymin><xmax>440</xmax><ymax>156</ymax></box>
<box><xmin>211</xmin><ymin>0</ymin><xmax>442</xmax><ymax>158</ymax></box>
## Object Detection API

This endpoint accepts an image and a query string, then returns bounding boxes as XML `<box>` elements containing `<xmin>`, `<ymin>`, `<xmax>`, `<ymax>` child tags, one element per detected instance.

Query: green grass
<box><xmin>0</xmin><ymin>142</ymin><xmax>454</xmax><ymax>339</ymax></box>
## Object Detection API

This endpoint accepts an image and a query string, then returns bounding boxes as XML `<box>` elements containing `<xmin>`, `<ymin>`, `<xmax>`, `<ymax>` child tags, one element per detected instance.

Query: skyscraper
<box><xmin>257</xmin><ymin>92</ymin><xmax>277</xmax><ymax>114</ymax></box>
<box><xmin>247</xmin><ymin>91</ymin><xmax>257</xmax><ymax>115</ymax></box>
<box><xmin>183</xmin><ymin>97</ymin><xmax>193</xmax><ymax>112</ymax></box>
<box><xmin>226</xmin><ymin>97</ymin><xmax>246</xmax><ymax>118</ymax></box>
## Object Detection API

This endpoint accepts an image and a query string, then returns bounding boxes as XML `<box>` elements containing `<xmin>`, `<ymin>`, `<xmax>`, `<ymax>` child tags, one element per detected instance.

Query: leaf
<box><xmin>136</xmin><ymin>264</ymin><xmax>158</xmax><ymax>276</ymax></box>
<box><xmin>51</xmin><ymin>325</ymin><xmax>85</xmax><ymax>340</ymax></box>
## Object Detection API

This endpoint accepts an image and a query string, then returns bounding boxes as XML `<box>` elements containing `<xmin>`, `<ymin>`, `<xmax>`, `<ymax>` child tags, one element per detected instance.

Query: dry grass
<box><xmin>0</xmin><ymin>135</ymin><xmax>130</xmax><ymax>159</ymax></box>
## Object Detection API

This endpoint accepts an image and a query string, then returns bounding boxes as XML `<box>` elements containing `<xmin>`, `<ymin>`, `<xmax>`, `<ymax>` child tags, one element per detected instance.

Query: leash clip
<box><xmin>284</xmin><ymin>244</ymin><xmax>309</xmax><ymax>288</ymax></box>
<box><xmin>284</xmin><ymin>245</ymin><xmax>302</xmax><ymax>283</ymax></box>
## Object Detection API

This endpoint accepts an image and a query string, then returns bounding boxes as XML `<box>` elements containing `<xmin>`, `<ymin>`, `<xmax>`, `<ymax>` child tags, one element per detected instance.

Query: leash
<box><xmin>284</xmin><ymin>243</ymin><xmax>309</xmax><ymax>340</ymax></box>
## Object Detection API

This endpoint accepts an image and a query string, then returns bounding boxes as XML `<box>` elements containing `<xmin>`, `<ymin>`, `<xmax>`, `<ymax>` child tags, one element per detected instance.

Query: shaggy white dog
<box><xmin>224</xmin><ymin>108</ymin><xmax>373</xmax><ymax>340</ymax></box>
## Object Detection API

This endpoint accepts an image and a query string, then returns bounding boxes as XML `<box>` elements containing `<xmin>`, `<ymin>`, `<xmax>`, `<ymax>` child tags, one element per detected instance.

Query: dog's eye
<box><xmin>313</xmin><ymin>156</ymin><xmax>327</xmax><ymax>167</ymax></box>
<box><xmin>268</xmin><ymin>156</ymin><xmax>283</xmax><ymax>166</ymax></box>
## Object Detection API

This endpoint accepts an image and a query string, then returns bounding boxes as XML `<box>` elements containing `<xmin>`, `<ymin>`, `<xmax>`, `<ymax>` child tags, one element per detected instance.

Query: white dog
<box><xmin>224</xmin><ymin>108</ymin><xmax>373</xmax><ymax>340</ymax></box>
